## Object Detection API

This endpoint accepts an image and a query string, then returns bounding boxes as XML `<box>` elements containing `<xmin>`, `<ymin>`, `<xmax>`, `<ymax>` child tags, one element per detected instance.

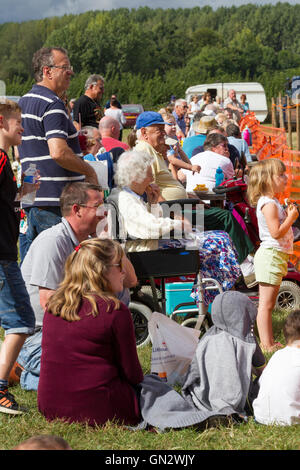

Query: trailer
<box><xmin>185</xmin><ymin>81</ymin><xmax>268</xmax><ymax>122</ymax></box>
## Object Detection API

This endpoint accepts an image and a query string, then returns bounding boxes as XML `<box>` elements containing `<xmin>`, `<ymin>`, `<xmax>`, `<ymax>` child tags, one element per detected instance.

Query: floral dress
<box><xmin>159</xmin><ymin>230</ymin><xmax>241</xmax><ymax>305</ymax></box>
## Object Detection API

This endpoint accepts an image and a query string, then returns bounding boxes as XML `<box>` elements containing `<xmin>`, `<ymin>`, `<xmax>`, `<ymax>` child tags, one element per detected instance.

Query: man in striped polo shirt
<box><xmin>18</xmin><ymin>47</ymin><xmax>98</xmax><ymax>257</ymax></box>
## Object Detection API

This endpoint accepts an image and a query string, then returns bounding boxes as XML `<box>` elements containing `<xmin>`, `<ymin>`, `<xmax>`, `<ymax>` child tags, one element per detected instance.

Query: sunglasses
<box><xmin>108</xmin><ymin>260</ymin><xmax>123</xmax><ymax>271</ymax></box>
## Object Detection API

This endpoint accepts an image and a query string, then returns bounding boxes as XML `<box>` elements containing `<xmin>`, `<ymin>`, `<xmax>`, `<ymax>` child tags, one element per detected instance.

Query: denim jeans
<box><xmin>22</xmin><ymin>207</ymin><xmax>62</xmax><ymax>261</ymax></box>
<box><xmin>17</xmin><ymin>329</ymin><xmax>42</xmax><ymax>391</ymax></box>
<box><xmin>0</xmin><ymin>260</ymin><xmax>35</xmax><ymax>334</ymax></box>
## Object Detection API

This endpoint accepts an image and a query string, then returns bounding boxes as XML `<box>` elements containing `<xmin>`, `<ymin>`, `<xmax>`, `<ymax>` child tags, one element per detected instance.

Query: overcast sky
<box><xmin>0</xmin><ymin>0</ymin><xmax>299</xmax><ymax>24</ymax></box>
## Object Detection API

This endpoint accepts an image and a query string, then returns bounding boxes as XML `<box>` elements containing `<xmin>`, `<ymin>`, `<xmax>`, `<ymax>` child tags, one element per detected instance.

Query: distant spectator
<box><xmin>215</xmin><ymin>113</ymin><xmax>228</xmax><ymax>126</ymax></box>
<box><xmin>172</xmin><ymin>99</ymin><xmax>188</xmax><ymax>138</ymax></box>
<box><xmin>223</xmin><ymin>89</ymin><xmax>243</xmax><ymax>120</ymax></box>
<box><xmin>105</xmin><ymin>94</ymin><xmax>122</xmax><ymax>109</ymax></box>
<box><xmin>226</xmin><ymin>122</ymin><xmax>251</xmax><ymax>164</ymax></box>
<box><xmin>69</xmin><ymin>98</ymin><xmax>76</xmax><ymax>120</ymax></box>
<box><xmin>202</xmin><ymin>103</ymin><xmax>218</xmax><ymax>117</ymax></box>
<box><xmin>182</xmin><ymin>116</ymin><xmax>219</xmax><ymax>159</ymax></box>
<box><xmin>200</xmin><ymin>92</ymin><xmax>212</xmax><ymax>110</ymax></box>
<box><xmin>188</xmin><ymin>95</ymin><xmax>201</xmax><ymax>116</ymax></box>
<box><xmin>73</xmin><ymin>74</ymin><xmax>105</xmax><ymax>131</ymax></box>
<box><xmin>240</xmin><ymin>94</ymin><xmax>250</xmax><ymax>114</ymax></box>
<box><xmin>159</xmin><ymin>110</ymin><xmax>200</xmax><ymax>180</ymax></box>
<box><xmin>104</xmin><ymin>97</ymin><xmax>127</xmax><ymax>140</ymax></box>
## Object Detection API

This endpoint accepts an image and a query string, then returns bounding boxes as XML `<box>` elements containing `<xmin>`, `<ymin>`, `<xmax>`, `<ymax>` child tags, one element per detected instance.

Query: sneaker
<box><xmin>0</xmin><ymin>389</ymin><xmax>26</xmax><ymax>415</ymax></box>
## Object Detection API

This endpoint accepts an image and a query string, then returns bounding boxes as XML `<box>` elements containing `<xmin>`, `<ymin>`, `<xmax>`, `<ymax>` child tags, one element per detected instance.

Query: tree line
<box><xmin>1</xmin><ymin>3</ymin><xmax>300</xmax><ymax>115</ymax></box>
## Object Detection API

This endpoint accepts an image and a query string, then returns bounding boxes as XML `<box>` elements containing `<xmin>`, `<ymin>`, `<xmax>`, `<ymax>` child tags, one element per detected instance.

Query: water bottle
<box><xmin>215</xmin><ymin>166</ymin><xmax>224</xmax><ymax>187</ymax></box>
<box><xmin>242</xmin><ymin>126</ymin><xmax>252</xmax><ymax>146</ymax></box>
<box><xmin>21</xmin><ymin>163</ymin><xmax>38</xmax><ymax>205</ymax></box>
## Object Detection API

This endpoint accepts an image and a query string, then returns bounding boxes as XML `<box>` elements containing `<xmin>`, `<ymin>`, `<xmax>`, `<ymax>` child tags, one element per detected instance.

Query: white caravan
<box><xmin>185</xmin><ymin>82</ymin><xmax>268</xmax><ymax>122</ymax></box>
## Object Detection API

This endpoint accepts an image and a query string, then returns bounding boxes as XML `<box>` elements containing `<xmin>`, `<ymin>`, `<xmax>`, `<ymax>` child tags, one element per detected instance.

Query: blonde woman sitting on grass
<box><xmin>38</xmin><ymin>238</ymin><xmax>143</xmax><ymax>427</ymax></box>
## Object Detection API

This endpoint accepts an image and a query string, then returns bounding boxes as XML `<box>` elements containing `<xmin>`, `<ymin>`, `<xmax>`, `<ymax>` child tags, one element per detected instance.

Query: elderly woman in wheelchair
<box><xmin>108</xmin><ymin>150</ymin><xmax>242</xmax><ymax>305</ymax></box>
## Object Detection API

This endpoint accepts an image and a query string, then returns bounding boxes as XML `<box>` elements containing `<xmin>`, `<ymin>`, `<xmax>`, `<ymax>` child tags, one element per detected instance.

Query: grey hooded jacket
<box><xmin>181</xmin><ymin>291</ymin><xmax>266</xmax><ymax>417</ymax></box>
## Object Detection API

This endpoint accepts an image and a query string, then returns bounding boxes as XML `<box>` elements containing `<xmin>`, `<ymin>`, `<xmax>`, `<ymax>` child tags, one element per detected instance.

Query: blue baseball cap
<box><xmin>135</xmin><ymin>111</ymin><xmax>170</xmax><ymax>130</ymax></box>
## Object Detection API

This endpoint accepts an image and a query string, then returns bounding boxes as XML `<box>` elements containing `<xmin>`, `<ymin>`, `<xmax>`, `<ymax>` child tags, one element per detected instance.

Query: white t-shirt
<box><xmin>190</xmin><ymin>101</ymin><xmax>201</xmax><ymax>114</ymax></box>
<box><xmin>104</xmin><ymin>108</ymin><xmax>127</xmax><ymax>130</ymax></box>
<box><xmin>256</xmin><ymin>196</ymin><xmax>294</xmax><ymax>254</ymax></box>
<box><xmin>182</xmin><ymin>150</ymin><xmax>235</xmax><ymax>193</ymax></box>
<box><xmin>253</xmin><ymin>346</ymin><xmax>300</xmax><ymax>425</ymax></box>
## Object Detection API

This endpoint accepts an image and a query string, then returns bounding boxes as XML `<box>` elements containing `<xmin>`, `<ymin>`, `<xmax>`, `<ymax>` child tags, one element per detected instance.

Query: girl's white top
<box><xmin>256</xmin><ymin>196</ymin><xmax>294</xmax><ymax>254</ymax></box>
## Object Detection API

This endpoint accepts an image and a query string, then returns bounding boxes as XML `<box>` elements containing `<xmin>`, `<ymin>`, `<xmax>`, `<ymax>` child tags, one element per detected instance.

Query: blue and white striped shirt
<box><xmin>19</xmin><ymin>84</ymin><xmax>85</xmax><ymax>207</ymax></box>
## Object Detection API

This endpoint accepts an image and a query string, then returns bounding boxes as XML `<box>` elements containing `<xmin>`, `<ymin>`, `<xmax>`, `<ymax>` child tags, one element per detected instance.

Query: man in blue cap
<box><xmin>134</xmin><ymin>112</ymin><xmax>255</xmax><ymax>285</ymax></box>
<box><xmin>134</xmin><ymin>111</ymin><xmax>188</xmax><ymax>200</ymax></box>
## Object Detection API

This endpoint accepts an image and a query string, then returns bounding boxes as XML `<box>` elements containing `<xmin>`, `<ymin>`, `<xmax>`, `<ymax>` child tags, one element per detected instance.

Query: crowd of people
<box><xmin>0</xmin><ymin>45</ymin><xmax>299</xmax><ymax>438</ymax></box>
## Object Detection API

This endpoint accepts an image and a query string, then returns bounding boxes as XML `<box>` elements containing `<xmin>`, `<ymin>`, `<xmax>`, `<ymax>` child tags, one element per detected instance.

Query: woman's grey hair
<box><xmin>114</xmin><ymin>150</ymin><xmax>154</xmax><ymax>187</ymax></box>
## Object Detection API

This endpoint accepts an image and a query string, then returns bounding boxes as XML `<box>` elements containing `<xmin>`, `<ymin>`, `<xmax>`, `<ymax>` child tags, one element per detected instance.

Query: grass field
<box><xmin>0</xmin><ymin>308</ymin><xmax>299</xmax><ymax>451</ymax></box>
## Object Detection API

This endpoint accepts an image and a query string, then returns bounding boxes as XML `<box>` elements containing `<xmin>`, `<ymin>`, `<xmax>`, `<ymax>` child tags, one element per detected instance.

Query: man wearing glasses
<box><xmin>18</xmin><ymin>47</ymin><xmax>98</xmax><ymax>259</ymax></box>
<box><xmin>73</xmin><ymin>74</ymin><xmax>105</xmax><ymax>131</ymax></box>
<box><xmin>12</xmin><ymin>182</ymin><xmax>137</xmax><ymax>391</ymax></box>
<box><xmin>172</xmin><ymin>98</ymin><xmax>188</xmax><ymax>138</ymax></box>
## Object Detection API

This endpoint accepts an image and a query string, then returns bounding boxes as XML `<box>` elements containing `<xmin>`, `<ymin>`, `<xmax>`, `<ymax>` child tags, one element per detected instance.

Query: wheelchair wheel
<box><xmin>275</xmin><ymin>281</ymin><xmax>300</xmax><ymax>311</ymax></box>
<box><xmin>181</xmin><ymin>314</ymin><xmax>212</xmax><ymax>338</ymax></box>
<box><xmin>129</xmin><ymin>301</ymin><xmax>152</xmax><ymax>348</ymax></box>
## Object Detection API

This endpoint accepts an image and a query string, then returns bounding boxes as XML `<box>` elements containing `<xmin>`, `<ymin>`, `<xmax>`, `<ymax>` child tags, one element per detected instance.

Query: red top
<box><xmin>38</xmin><ymin>296</ymin><xmax>143</xmax><ymax>426</ymax></box>
<box><xmin>101</xmin><ymin>137</ymin><xmax>129</xmax><ymax>152</ymax></box>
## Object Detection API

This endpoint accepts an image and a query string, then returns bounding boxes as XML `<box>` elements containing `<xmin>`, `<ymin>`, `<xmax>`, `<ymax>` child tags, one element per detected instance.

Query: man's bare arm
<box><xmin>39</xmin><ymin>288</ymin><xmax>56</xmax><ymax>311</ymax></box>
<box><xmin>48</xmin><ymin>137</ymin><xmax>98</xmax><ymax>185</ymax></box>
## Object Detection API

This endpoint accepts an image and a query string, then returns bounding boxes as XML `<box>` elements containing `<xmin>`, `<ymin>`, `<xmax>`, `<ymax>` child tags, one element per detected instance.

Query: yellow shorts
<box><xmin>254</xmin><ymin>247</ymin><xmax>289</xmax><ymax>286</ymax></box>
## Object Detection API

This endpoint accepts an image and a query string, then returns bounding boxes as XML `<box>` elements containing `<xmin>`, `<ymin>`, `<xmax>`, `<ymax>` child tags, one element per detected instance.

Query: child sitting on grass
<box><xmin>253</xmin><ymin>310</ymin><xmax>300</xmax><ymax>426</ymax></box>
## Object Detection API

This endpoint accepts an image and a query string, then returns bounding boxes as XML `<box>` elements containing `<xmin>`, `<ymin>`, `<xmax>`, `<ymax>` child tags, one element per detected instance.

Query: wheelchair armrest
<box><xmin>159</xmin><ymin>198</ymin><xmax>200</xmax><ymax>207</ymax></box>
<box><xmin>213</xmin><ymin>185</ymin><xmax>242</xmax><ymax>195</ymax></box>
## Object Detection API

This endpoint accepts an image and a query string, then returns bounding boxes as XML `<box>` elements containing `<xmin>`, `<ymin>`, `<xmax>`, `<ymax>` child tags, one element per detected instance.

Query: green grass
<box><xmin>0</xmin><ymin>308</ymin><xmax>299</xmax><ymax>451</ymax></box>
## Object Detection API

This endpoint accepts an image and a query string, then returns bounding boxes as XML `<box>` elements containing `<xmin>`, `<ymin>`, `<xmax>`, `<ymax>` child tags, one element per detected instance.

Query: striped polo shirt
<box><xmin>18</xmin><ymin>84</ymin><xmax>85</xmax><ymax>207</ymax></box>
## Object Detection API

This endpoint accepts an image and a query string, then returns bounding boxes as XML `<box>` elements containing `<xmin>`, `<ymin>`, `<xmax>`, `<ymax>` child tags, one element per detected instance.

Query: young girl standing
<box><xmin>247</xmin><ymin>158</ymin><xmax>299</xmax><ymax>352</ymax></box>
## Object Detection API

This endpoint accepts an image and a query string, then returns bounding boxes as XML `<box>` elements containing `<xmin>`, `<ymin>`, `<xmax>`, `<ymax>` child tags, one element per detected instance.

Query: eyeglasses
<box><xmin>79</xmin><ymin>202</ymin><xmax>103</xmax><ymax>210</ymax></box>
<box><xmin>48</xmin><ymin>65</ymin><xmax>74</xmax><ymax>72</ymax></box>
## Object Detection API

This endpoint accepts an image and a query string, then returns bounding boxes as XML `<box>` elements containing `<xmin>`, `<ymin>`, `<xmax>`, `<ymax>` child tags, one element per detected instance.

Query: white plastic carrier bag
<box><xmin>148</xmin><ymin>311</ymin><xmax>200</xmax><ymax>386</ymax></box>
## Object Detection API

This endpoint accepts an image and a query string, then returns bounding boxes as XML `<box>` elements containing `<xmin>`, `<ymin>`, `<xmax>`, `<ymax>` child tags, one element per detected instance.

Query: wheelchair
<box><xmin>105</xmin><ymin>192</ymin><xmax>223</xmax><ymax>347</ymax></box>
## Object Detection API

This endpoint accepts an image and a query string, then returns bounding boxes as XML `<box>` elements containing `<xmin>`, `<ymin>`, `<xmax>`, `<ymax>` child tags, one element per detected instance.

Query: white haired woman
<box><xmin>111</xmin><ymin>150</ymin><xmax>241</xmax><ymax>304</ymax></box>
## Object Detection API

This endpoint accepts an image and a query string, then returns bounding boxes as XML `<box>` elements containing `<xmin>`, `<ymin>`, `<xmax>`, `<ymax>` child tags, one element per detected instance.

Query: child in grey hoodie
<box><xmin>181</xmin><ymin>291</ymin><xmax>266</xmax><ymax>419</ymax></box>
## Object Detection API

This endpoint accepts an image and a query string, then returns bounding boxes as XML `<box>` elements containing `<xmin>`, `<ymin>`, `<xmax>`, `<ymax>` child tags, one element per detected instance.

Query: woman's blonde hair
<box><xmin>158</xmin><ymin>108</ymin><xmax>174</xmax><ymax>122</ymax></box>
<box><xmin>47</xmin><ymin>238</ymin><xmax>123</xmax><ymax>321</ymax></box>
<box><xmin>247</xmin><ymin>158</ymin><xmax>286</xmax><ymax>207</ymax></box>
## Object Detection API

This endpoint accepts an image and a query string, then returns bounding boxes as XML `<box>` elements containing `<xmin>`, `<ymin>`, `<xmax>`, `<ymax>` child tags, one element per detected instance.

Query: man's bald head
<box><xmin>99</xmin><ymin>116</ymin><xmax>120</xmax><ymax>139</ymax></box>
